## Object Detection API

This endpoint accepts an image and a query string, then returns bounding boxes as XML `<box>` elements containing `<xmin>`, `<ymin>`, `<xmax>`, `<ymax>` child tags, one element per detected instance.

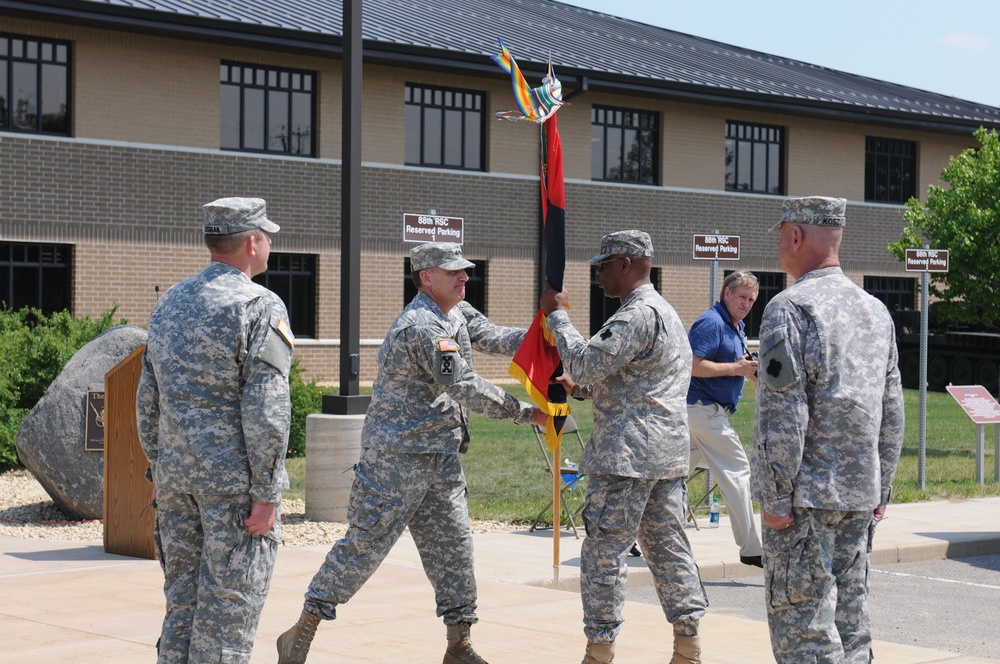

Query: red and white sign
<box><xmin>403</xmin><ymin>213</ymin><xmax>464</xmax><ymax>244</ymax></box>
<box><xmin>946</xmin><ymin>385</ymin><xmax>1000</xmax><ymax>424</ymax></box>
<box><xmin>693</xmin><ymin>234</ymin><xmax>740</xmax><ymax>260</ymax></box>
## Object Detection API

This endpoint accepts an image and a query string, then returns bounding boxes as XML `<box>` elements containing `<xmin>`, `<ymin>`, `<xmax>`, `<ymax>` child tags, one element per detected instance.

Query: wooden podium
<box><xmin>103</xmin><ymin>345</ymin><xmax>155</xmax><ymax>559</ymax></box>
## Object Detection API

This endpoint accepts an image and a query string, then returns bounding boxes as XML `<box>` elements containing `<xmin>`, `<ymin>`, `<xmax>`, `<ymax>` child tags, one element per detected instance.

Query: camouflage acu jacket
<box><xmin>752</xmin><ymin>267</ymin><xmax>905</xmax><ymax>515</ymax></box>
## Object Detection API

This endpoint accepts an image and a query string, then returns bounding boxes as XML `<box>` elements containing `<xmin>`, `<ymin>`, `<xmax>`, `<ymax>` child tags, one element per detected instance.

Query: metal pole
<box><xmin>324</xmin><ymin>0</ymin><xmax>370</xmax><ymax>415</ymax></box>
<box><xmin>705</xmin><ymin>229</ymin><xmax>719</xmax><ymax>499</ymax></box>
<box><xmin>976</xmin><ymin>424</ymin><xmax>985</xmax><ymax>484</ymax></box>
<box><xmin>918</xmin><ymin>261</ymin><xmax>929</xmax><ymax>489</ymax></box>
<box><xmin>995</xmin><ymin>424</ymin><xmax>1000</xmax><ymax>482</ymax></box>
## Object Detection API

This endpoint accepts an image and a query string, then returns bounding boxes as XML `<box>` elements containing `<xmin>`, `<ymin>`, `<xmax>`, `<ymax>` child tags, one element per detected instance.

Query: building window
<box><xmin>591</xmin><ymin>106</ymin><xmax>658</xmax><ymax>184</ymax></box>
<box><xmin>725</xmin><ymin>121</ymin><xmax>784</xmax><ymax>194</ymax></box>
<box><xmin>0</xmin><ymin>242</ymin><xmax>73</xmax><ymax>314</ymax></box>
<box><xmin>0</xmin><ymin>33</ymin><xmax>70</xmax><ymax>135</ymax></box>
<box><xmin>864</xmin><ymin>276</ymin><xmax>915</xmax><ymax>314</ymax></box>
<box><xmin>220</xmin><ymin>62</ymin><xmax>315</xmax><ymax>156</ymax></box>
<box><xmin>405</xmin><ymin>84</ymin><xmax>484</xmax><ymax>171</ymax></box>
<box><xmin>404</xmin><ymin>257</ymin><xmax>486</xmax><ymax>313</ymax></box>
<box><xmin>723</xmin><ymin>270</ymin><xmax>784</xmax><ymax>338</ymax></box>
<box><xmin>865</xmin><ymin>137</ymin><xmax>916</xmax><ymax>203</ymax></box>
<box><xmin>253</xmin><ymin>253</ymin><xmax>317</xmax><ymax>338</ymax></box>
<box><xmin>590</xmin><ymin>267</ymin><xmax>661</xmax><ymax>336</ymax></box>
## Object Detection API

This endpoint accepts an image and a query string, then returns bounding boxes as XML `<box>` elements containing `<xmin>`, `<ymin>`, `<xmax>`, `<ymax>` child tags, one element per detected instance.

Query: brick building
<box><xmin>2</xmin><ymin>0</ymin><xmax>998</xmax><ymax>384</ymax></box>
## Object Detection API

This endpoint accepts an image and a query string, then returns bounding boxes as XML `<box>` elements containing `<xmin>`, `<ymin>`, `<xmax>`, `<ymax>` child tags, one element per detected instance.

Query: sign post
<box><xmin>945</xmin><ymin>385</ymin><xmax>1000</xmax><ymax>484</ymax></box>
<box><xmin>905</xmin><ymin>247</ymin><xmax>950</xmax><ymax>489</ymax></box>
<box><xmin>692</xmin><ymin>232</ymin><xmax>741</xmax><ymax>498</ymax></box>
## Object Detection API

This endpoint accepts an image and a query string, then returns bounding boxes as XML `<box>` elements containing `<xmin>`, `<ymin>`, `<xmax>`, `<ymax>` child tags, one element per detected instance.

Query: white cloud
<box><xmin>937</xmin><ymin>33</ymin><xmax>992</xmax><ymax>51</ymax></box>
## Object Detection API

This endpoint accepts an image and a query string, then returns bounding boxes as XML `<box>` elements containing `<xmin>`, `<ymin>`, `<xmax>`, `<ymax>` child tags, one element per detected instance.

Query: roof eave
<box><xmin>0</xmin><ymin>0</ymin><xmax>342</xmax><ymax>55</ymax></box>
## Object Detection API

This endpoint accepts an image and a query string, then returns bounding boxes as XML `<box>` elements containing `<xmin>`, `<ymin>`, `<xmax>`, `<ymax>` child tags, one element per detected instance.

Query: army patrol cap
<box><xmin>769</xmin><ymin>196</ymin><xmax>846</xmax><ymax>232</ymax></box>
<box><xmin>203</xmin><ymin>197</ymin><xmax>281</xmax><ymax>235</ymax></box>
<box><xmin>589</xmin><ymin>230</ymin><xmax>654</xmax><ymax>264</ymax></box>
<box><xmin>410</xmin><ymin>242</ymin><xmax>475</xmax><ymax>271</ymax></box>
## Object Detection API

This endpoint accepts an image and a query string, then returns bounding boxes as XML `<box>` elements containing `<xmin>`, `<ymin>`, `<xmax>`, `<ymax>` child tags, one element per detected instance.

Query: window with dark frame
<box><xmin>864</xmin><ymin>275</ymin><xmax>916</xmax><ymax>314</ymax></box>
<box><xmin>722</xmin><ymin>270</ymin><xmax>784</xmax><ymax>338</ymax></box>
<box><xmin>591</xmin><ymin>105</ymin><xmax>658</xmax><ymax>185</ymax></box>
<box><xmin>725</xmin><ymin>121</ymin><xmax>784</xmax><ymax>194</ymax></box>
<box><xmin>220</xmin><ymin>62</ymin><xmax>315</xmax><ymax>156</ymax></box>
<box><xmin>404</xmin><ymin>83</ymin><xmax>484</xmax><ymax>171</ymax></box>
<box><xmin>589</xmin><ymin>267</ymin><xmax>662</xmax><ymax>336</ymax></box>
<box><xmin>0</xmin><ymin>242</ymin><xmax>73</xmax><ymax>315</ymax></box>
<box><xmin>252</xmin><ymin>253</ymin><xmax>317</xmax><ymax>338</ymax></box>
<box><xmin>404</xmin><ymin>257</ymin><xmax>487</xmax><ymax>313</ymax></box>
<box><xmin>0</xmin><ymin>33</ymin><xmax>70</xmax><ymax>135</ymax></box>
<box><xmin>865</xmin><ymin>137</ymin><xmax>917</xmax><ymax>203</ymax></box>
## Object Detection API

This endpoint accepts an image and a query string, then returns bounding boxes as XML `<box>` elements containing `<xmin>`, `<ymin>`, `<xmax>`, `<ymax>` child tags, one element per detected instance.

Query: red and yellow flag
<box><xmin>509</xmin><ymin>114</ymin><xmax>569</xmax><ymax>450</ymax></box>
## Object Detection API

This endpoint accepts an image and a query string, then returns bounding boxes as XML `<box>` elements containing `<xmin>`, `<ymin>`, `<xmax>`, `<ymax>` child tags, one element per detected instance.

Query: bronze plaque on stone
<box><xmin>85</xmin><ymin>390</ymin><xmax>106</xmax><ymax>452</ymax></box>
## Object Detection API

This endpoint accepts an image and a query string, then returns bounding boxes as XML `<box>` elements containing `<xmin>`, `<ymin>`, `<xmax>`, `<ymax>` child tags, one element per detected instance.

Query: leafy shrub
<box><xmin>287</xmin><ymin>359</ymin><xmax>324</xmax><ymax>458</ymax></box>
<box><xmin>0</xmin><ymin>306</ymin><xmax>125</xmax><ymax>471</ymax></box>
<box><xmin>0</xmin><ymin>304</ymin><xmax>324</xmax><ymax>469</ymax></box>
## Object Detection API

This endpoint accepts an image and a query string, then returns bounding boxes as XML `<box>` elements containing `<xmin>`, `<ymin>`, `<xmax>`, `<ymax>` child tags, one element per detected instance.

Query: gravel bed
<box><xmin>0</xmin><ymin>470</ymin><xmax>520</xmax><ymax>547</ymax></box>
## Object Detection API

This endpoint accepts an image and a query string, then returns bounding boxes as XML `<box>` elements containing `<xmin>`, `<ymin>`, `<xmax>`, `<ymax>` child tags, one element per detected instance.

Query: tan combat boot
<box><xmin>670</xmin><ymin>633</ymin><xmax>701</xmax><ymax>664</ymax></box>
<box><xmin>582</xmin><ymin>640</ymin><xmax>615</xmax><ymax>663</ymax></box>
<box><xmin>276</xmin><ymin>608</ymin><xmax>321</xmax><ymax>664</ymax></box>
<box><xmin>443</xmin><ymin>622</ymin><xmax>489</xmax><ymax>664</ymax></box>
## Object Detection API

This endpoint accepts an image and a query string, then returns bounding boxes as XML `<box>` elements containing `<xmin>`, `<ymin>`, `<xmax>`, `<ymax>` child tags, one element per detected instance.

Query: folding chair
<box><xmin>686</xmin><ymin>464</ymin><xmax>719</xmax><ymax>530</ymax></box>
<box><xmin>529</xmin><ymin>414</ymin><xmax>588</xmax><ymax>538</ymax></box>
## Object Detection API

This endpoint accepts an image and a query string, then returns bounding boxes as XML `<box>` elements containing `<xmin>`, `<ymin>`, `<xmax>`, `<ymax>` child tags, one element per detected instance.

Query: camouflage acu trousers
<box><xmin>153</xmin><ymin>491</ymin><xmax>280</xmax><ymax>663</ymax></box>
<box><xmin>304</xmin><ymin>447</ymin><xmax>478</xmax><ymax>625</ymax></box>
<box><xmin>580</xmin><ymin>474</ymin><xmax>708</xmax><ymax>643</ymax></box>
<box><xmin>763</xmin><ymin>507</ymin><xmax>875</xmax><ymax>664</ymax></box>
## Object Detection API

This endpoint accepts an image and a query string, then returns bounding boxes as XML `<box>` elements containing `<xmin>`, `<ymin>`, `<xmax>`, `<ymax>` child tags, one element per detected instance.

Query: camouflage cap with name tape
<box><xmin>203</xmin><ymin>197</ymin><xmax>280</xmax><ymax>235</ymax></box>
<box><xmin>410</xmin><ymin>242</ymin><xmax>475</xmax><ymax>271</ymax></box>
<box><xmin>769</xmin><ymin>196</ymin><xmax>846</xmax><ymax>232</ymax></box>
<box><xmin>588</xmin><ymin>230</ymin><xmax>654</xmax><ymax>264</ymax></box>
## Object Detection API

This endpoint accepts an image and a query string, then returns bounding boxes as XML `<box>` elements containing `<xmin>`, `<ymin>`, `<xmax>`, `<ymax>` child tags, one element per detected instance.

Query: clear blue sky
<box><xmin>564</xmin><ymin>0</ymin><xmax>1000</xmax><ymax>107</ymax></box>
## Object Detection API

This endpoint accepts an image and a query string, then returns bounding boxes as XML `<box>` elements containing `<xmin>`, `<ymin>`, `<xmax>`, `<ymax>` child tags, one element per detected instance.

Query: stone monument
<box><xmin>16</xmin><ymin>325</ymin><xmax>147</xmax><ymax>520</ymax></box>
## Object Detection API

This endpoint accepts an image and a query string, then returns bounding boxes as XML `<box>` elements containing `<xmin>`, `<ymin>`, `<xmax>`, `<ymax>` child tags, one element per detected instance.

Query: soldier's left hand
<box><xmin>244</xmin><ymin>501</ymin><xmax>276</xmax><ymax>536</ymax></box>
<box><xmin>763</xmin><ymin>509</ymin><xmax>794</xmax><ymax>530</ymax></box>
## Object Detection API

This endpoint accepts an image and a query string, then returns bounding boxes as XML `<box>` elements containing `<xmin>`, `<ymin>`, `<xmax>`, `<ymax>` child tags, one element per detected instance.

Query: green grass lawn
<box><xmin>287</xmin><ymin>382</ymin><xmax>1000</xmax><ymax>525</ymax></box>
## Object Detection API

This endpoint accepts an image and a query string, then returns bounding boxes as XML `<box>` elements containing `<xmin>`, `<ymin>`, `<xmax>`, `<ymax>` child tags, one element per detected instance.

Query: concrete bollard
<box><xmin>304</xmin><ymin>413</ymin><xmax>365</xmax><ymax>522</ymax></box>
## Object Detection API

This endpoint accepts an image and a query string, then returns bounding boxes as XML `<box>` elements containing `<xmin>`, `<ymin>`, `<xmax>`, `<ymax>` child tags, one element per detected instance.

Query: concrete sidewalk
<box><xmin>2</xmin><ymin>497</ymin><xmax>1000</xmax><ymax>663</ymax></box>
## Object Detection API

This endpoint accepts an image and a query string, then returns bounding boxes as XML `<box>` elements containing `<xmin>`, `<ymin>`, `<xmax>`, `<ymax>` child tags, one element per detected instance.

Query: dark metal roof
<box><xmin>7</xmin><ymin>0</ymin><xmax>1000</xmax><ymax>132</ymax></box>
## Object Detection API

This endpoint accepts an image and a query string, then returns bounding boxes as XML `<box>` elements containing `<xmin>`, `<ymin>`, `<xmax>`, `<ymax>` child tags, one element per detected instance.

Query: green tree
<box><xmin>888</xmin><ymin>127</ymin><xmax>1000</xmax><ymax>328</ymax></box>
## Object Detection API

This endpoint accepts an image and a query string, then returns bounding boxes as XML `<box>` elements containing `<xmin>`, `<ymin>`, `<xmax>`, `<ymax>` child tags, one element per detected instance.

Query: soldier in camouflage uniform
<box><xmin>277</xmin><ymin>242</ymin><xmax>546</xmax><ymax>664</ymax></box>
<box><xmin>136</xmin><ymin>197</ymin><xmax>294</xmax><ymax>663</ymax></box>
<box><xmin>541</xmin><ymin>230</ymin><xmax>708</xmax><ymax>664</ymax></box>
<box><xmin>752</xmin><ymin>196</ymin><xmax>905</xmax><ymax>664</ymax></box>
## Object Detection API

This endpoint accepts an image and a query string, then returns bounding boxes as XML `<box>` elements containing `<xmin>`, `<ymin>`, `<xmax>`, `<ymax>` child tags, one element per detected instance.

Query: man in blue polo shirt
<box><xmin>687</xmin><ymin>270</ymin><xmax>763</xmax><ymax>567</ymax></box>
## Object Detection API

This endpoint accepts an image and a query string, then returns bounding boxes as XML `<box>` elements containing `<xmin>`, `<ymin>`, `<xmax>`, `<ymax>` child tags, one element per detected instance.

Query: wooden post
<box><xmin>103</xmin><ymin>345</ymin><xmax>155</xmax><ymax>559</ymax></box>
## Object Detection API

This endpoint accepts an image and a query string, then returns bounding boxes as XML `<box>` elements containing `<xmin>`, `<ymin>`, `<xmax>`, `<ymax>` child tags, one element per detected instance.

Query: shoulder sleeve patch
<box><xmin>435</xmin><ymin>337</ymin><xmax>461</xmax><ymax>384</ymax></box>
<box><xmin>590</xmin><ymin>319</ymin><xmax>628</xmax><ymax>354</ymax></box>
<box><xmin>259</xmin><ymin>317</ymin><xmax>294</xmax><ymax>375</ymax></box>
<box><xmin>758</xmin><ymin>327</ymin><xmax>796</xmax><ymax>391</ymax></box>
<box><xmin>275</xmin><ymin>317</ymin><xmax>295</xmax><ymax>348</ymax></box>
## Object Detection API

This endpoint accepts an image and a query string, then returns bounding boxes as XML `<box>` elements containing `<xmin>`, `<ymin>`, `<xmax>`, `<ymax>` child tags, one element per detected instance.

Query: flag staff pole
<box><xmin>553</xmin><ymin>433</ymin><xmax>561</xmax><ymax>576</ymax></box>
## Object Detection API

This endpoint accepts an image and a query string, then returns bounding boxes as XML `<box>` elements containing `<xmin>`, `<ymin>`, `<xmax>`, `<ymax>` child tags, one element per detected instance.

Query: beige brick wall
<box><xmin>1</xmin><ymin>16</ymin><xmax>985</xmax><ymax>386</ymax></box>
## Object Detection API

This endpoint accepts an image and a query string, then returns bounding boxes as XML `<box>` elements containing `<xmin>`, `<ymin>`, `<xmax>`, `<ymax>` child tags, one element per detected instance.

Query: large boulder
<box><xmin>16</xmin><ymin>325</ymin><xmax>147</xmax><ymax>520</ymax></box>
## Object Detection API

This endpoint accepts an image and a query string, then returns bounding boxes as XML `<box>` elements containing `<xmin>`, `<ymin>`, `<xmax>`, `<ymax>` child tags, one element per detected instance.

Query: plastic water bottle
<box><xmin>561</xmin><ymin>460</ymin><xmax>579</xmax><ymax>487</ymax></box>
<box><xmin>709</xmin><ymin>498</ymin><xmax>721</xmax><ymax>528</ymax></box>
